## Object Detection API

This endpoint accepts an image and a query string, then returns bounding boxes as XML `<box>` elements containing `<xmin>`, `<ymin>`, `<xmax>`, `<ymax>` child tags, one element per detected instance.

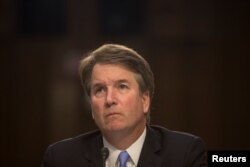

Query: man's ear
<box><xmin>142</xmin><ymin>91</ymin><xmax>150</xmax><ymax>114</ymax></box>
<box><xmin>91</xmin><ymin>112</ymin><xmax>95</xmax><ymax>119</ymax></box>
<box><xmin>89</xmin><ymin>100</ymin><xmax>95</xmax><ymax>119</ymax></box>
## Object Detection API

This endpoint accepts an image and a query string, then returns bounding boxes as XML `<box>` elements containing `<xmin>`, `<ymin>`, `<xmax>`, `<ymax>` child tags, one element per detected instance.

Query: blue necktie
<box><xmin>118</xmin><ymin>151</ymin><xmax>129</xmax><ymax>167</ymax></box>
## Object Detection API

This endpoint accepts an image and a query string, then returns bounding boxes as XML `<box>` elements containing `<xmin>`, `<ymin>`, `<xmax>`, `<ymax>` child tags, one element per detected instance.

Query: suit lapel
<box><xmin>79</xmin><ymin>126</ymin><xmax>165</xmax><ymax>167</ymax></box>
<box><xmin>80</xmin><ymin>132</ymin><xmax>104</xmax><ymax>167</ymax></box>
<box><xmin>137</xmin><ymin>126</ymin><xmax>163</xmax><ymax>167</ymax></box>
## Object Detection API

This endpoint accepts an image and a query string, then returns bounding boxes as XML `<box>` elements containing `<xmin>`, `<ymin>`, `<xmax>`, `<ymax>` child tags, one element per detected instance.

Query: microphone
<box><xmin>101</xmin><ymin>147</ymin><xmax>109</xmax><ymax>167</ymax></box>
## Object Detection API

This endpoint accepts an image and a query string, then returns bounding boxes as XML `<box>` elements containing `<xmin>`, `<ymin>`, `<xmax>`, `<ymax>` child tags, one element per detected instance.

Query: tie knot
<box><xmin>118</xmin><ymin>151</ymin><xmax>130</xmax><ymax>167</ymax></box>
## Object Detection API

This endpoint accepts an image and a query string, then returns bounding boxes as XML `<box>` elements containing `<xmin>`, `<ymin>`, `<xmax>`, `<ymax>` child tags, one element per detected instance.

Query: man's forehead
<box><xmin>93</xmin><ymin>63</ymin><xmax>132</xmax><ymax>71</ymax></box>
<box><xmin>90</xmin><ymin>63</ymin><xmax>140</xmax><ymax>84</ymax></box>
<box><xmin>92</xmin><ymin>80</ymin><xmax>132</xmax><ymax>91</ymax></box>
<box><xmin>91</xmin><ymin>77</ymin><xmax>132</xmax><ymax>86</ymax></box>
<box><xmin>92</xmin><ymin>63</ymin><xmax>135</xmax><ymax>76</ymax></box>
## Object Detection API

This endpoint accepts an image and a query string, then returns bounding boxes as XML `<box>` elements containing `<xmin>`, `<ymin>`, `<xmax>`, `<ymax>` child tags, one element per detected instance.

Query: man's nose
<box><xmin>105</xmin><ymin>88</ymin><xmax>117</xmax><ymax>107</ymax></box>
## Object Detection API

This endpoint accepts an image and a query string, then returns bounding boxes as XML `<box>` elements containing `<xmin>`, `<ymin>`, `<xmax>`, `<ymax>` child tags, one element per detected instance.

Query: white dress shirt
<box><xmin>103</xmin><ymin>127</ymin><xmax>146</xmax><ymax>167</ymax></box>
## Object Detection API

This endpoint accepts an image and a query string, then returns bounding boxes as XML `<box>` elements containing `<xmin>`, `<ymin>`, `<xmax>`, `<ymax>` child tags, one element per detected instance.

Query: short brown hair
<box><xmin>79</xmin><ymin>44</ymin><xmax>154</xmax><ymax>122</ymax></box>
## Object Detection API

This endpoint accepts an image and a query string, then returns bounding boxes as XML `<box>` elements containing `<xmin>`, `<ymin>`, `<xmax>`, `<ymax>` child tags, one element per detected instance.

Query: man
<box><xmin>42</xmin><ymin>44</ymin><xmax>207</xmax><ymax>167</ymax></box>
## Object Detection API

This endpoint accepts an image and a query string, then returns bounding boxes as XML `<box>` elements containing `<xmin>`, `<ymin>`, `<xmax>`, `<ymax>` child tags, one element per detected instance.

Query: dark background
<box><xmin>1</xmin><ymin>0</ymin><xmax>249</xmax><ymax>166</ymax></box>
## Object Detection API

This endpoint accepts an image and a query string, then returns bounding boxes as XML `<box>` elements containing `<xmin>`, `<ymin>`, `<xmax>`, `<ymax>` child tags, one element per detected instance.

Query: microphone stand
<box><xmin>101</xmin><ymin>147</ymin><xmax>109</xmax><ymax>167</ymax></box>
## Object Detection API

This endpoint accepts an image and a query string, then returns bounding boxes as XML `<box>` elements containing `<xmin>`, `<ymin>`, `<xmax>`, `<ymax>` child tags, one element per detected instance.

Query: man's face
<box><xmin>89</xmin><ymin>63</ymin><xmax>150</xmax><ymax>134</ymax></box>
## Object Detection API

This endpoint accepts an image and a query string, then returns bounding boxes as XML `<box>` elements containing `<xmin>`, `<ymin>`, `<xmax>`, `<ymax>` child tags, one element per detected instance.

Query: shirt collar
<box><xmin>103</xmin><ymin>127</ymin><xmax>147</xmax><ymax>166</ymax></box>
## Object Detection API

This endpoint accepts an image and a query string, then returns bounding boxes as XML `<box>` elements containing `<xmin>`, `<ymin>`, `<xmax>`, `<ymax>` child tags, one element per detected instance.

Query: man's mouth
<box><xmin>106</xmin><ymin>112</ymin><xmax>121</xmax><ymax>118</ymax></box>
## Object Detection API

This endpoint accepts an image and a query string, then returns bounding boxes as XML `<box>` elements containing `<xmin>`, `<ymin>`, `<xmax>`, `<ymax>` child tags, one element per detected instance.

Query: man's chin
<box><xmin>104</xmin><ymin>123</ymin><xmax>127</xmax><ymax>133</ymax></box>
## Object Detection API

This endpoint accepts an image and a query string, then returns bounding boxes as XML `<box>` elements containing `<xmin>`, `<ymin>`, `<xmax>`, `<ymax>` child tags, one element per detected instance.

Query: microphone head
<box><xmin>101</xmin><ymin>147</ymin><xmax>109</xmax><ymax>160</ymax></box>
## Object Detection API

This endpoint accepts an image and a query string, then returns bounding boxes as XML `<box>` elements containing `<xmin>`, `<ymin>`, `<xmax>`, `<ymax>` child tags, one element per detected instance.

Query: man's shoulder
<box><xmin>48</xmin><ymin>129</ymin><xmax>101</xmax><ymax>150</ymax></box>
<box><xmin>148</xmin><ymin>125</ymin><xmax>202</xmax><ymax>145</ymax></box>
<box><xmin>142</xmin><ymin>126</ymin><xmax>207</xmax><ymax>166</ymax></box>
<box><xmin>42</xmin><ymin>130</ymin><xmax>103</xmax><ymax>166</ymax></box>
<box><xmin>147</xmin><ymin>125</ymin><xmax>206</xmax><ymax>158</ymax></box>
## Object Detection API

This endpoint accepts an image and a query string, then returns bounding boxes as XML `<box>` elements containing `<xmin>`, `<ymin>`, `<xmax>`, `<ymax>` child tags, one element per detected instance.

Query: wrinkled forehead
<box><xmin>90</xmin><ymin>63</ymin><xmax>142</xmax><ymax>86</ymax></box>
<box><xmin>94</xmin><ymin>62</ymin><xmax>137</xmax><ymax>72</ymax></box>
<box><xmin>91</xmin><ymin>63</ymin><xmax>137</xmax><ymax>80</ymax></box>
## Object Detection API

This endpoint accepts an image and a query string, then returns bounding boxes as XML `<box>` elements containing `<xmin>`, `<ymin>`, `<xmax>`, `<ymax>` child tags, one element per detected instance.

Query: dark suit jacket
<box><xmin>41</xmin><ymin>125</ymin><xmax>207</xmax><ymax>167</ymax></box>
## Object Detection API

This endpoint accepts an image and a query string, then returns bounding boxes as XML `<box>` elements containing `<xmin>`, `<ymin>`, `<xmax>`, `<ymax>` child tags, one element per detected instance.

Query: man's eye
<box><xmin>119</xmin><ymin>84</ymin><xmax>128</xmax><ymax>89</ymax></box>
<box><xmin>95</xmin><ymin>87</ymin><xmax>104</xmax><ymax>93</ymax></box>
<box><xmin>94</xmin><ymin>87</ymin><xmax>106</xmax><ymax>96</ymax></box>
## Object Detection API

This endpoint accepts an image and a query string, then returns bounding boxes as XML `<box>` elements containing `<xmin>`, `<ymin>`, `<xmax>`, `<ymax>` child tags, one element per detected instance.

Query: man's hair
<box><xmin>79</xmin><ymin>44</ymin><xmax>154</xmax><ymax>122</ymax></box>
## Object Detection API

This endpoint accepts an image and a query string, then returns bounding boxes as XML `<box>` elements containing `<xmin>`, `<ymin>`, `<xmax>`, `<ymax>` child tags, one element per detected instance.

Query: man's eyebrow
<box><xmin>91</xmin><ymin>82</ymin><xmax>104</xmax><ymax>89</ymax></box>
<box><xmin>91</xmin><ymin>79</ymin><xmax>130</xmax><ymax>87</ymax></box>
<box><xmin>116</xmin><ymin>79</ymin><xmax>129</xmax><ymax>83</ymax></box>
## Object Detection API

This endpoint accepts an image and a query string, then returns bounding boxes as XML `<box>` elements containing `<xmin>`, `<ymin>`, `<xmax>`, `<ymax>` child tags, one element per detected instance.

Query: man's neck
<box><xmin>103</xmin><ymin>123</ymin><xmax>146</xmax><ymax>150</ymax></box>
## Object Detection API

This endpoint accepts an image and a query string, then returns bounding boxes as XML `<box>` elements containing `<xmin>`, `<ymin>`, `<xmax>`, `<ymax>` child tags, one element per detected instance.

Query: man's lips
<box><xmin>105</xmin><ymin>112</ymin><xmax>121</xmax><ymax>117</ymax></box>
